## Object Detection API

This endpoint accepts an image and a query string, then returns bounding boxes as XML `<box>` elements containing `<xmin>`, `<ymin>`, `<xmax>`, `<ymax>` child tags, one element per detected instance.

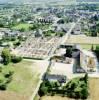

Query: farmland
<box><xmin>89</xmin><ymin>78</ymin><xmax>99</xmax><ymax>100</ymax></box>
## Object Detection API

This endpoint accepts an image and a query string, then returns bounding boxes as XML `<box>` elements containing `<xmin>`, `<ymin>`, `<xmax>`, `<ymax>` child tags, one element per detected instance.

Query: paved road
<box><xmin>47</xmin><ymin>18</ymin><xmax>81</xmax><ymax>60</ymax></box>
<box><xmin>61</xmin><ymin>18</ymin><xmax>81</xmax><ymax>45</ymax></box>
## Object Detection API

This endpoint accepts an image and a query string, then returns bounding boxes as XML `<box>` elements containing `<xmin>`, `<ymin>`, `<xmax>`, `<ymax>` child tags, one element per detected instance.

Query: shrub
<box><xmin>0</xmin><ymin>84</ymin><xmax>7</xmax><ymax>90</ymax></box>
<box><xmin>13</xmin><ymin>41</ymin><xmax>21</xmax><ymax>47</ymax></box>
<box><xmin>4</xmin><ymin>71</ymin><xmax>14</xmax><ymax>78</ymax></box>
<box><xmin>38</xmin><ymin>82</ymin><xmax>48</xmax><ymax>97</ymax></box>
<box><xmin>81</xmin><ymin>87</ymin><xmax>89</xmax><ymax>99</ymax></box>
<box><xmin>0</xmin><ymin>75</ymin><xmax>7</xmax><ymax>90</ymax></box>
<box><xmin>11</xmin><ymin>56</ymin><xmax>22</xmax><ymax>63</ymax></box>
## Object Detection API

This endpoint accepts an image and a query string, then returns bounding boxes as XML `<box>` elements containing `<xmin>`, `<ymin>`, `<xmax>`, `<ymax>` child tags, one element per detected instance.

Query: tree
<box><xmin>83</xmin><ymin>73</ymin><xmax>88</xmax><ymax>84</ymax></box>
<box><xmin>57</xmin><ymin>19</ymin><xmax>65</xmax><ymax>24</ymax></box>
<box><xmin>81</xmin><ymin>87</ymin><xmax>89</xmax><ymax>99</ymax></box>
<box><xmin>11</xmin><ymin>56</ymin><xmax>22</xmax><ymax>63</ymax></box>
<box><xmin>19</xmin><ymin>28</ymin><xmax>25</xmax><ymax>32</ymax></box>
<box><xmin>91</xmin><ymin>45</ymin><xmax>94</xmax><ymax>51</ymax></box>
<box><xmin>1</xmin><ymin>48</ymin><xmax>11</xmax><ymax>65</ymax></box>
<box><xmin>65</xmin><ymin>47</ymin><xmax>72</xmax><ymax>57</ymax></box>
<box><xmin>13</xmin><ymin>41</ymin><xmax>21</xmax><ymax>47</ymax></box>
<box><xmin>38</xmin><ymin>82</ymin><xmax>48</xmax><ymax>97</ymax></box>
<box><xmin>65</xmin><ymin>77</ymin><xmax>88</xmax><ymax>99</ymax></box>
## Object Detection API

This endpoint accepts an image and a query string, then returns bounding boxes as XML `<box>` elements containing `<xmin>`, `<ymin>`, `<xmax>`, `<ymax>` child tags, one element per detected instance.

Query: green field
<box><xmin>0</xmin><ymin>60</ymin><xmax>40</xmax><ymax>100</ymax></box>
<box><xmin>12</xmin><ymin>23</ymin><xmax>32</xmax><ymax>31</ymax></box>
<box><xmin>12</xmin><ymin>23</ymin><xmax>51</xmax><ymax>31</ymax></box>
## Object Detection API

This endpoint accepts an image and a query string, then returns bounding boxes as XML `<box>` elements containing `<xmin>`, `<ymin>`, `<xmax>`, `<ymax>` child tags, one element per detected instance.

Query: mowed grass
<box><xmin>89</xmin><ymin>78</ymin><xmax>99</xmax><ymax>100</ymax></box>
<box><xmin>12</xmin><ymin>23</ymin><xmax>32</xmax><ymax>31</ymax></box>
<box><xmin>0</xmin><ymin>60</ymin><xmax>40</xmax><ymax>100</ymax></box>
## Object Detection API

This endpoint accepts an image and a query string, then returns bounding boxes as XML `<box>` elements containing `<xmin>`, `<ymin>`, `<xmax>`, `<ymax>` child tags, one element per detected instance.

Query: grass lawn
<box><xmin>12</xmin><ymin>23</ymin><xmax>32</xmax><ymax>31</ymax></box>
<box><xmin>89</xmin><ymin>78</ymin><xmax>99</xmax><ymax>100</ymax></box>
<box><xmin>0</xmin><ymin>60</ymin><xmax>40</xmax><ymax>100</ymax></box>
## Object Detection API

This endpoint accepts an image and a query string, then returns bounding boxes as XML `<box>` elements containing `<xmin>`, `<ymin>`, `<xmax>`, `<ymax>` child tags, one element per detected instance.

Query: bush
<box><xmin>0</xmin><ymin>75</ymin><xmax>7</xmax><ymax>90</ymax></box>
<box><xmin>4</xmin><ymin>71</ymin><xmax>14</xmax><ymax>78</ymax></box>
<box><xmin>13</xmin><ymin>41</ymin><xmax>21</xmax><ymax>47</ymax></box>
<box><xmin>11</xmin><ymin>56</ymin><xmax>22</xmax><ymax>63</ymax></box>
<box><xmin>38</xmin><ymin>82</ymin><xmax>48</xmax><ymax>97</ymax></box>
<box><xmin>11</xmin><ymin>37</ymin><xmax>16</xmax><ymax>41</ymax></box>
<box><xmin>0</xmin><ymin>84</ymin><xmax>7</xmax><ymax>90</ymax></box>
<box><xmin>81</xmin><ymin>87</ymin><xmax>89</xmax><ymax>99</ymax></box>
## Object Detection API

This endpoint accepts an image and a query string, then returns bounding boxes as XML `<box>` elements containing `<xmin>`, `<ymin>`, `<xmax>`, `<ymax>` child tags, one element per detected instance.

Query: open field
<box><xmin>89</xmin><ymin>78</ymin><xmax>99</xmax><ymax>100</ymax></box>
<box><xmin>12</xmin><ymin>23</ymin><xmax>32</xmax><ymax>31</ymax></box>
<box><xmin>66</xmin><ymin>35</ymin><xmax>99</xmax><ymax>45</ymax></box>
<box><xmin>0</xmin><ymin>60</ymin><xmax>40</xmax><ymax>100</ymax></box>
<box><xmin>41</xmin><ymin>96</ymin><xmax>75</xmax><ymax>100</ymax></box>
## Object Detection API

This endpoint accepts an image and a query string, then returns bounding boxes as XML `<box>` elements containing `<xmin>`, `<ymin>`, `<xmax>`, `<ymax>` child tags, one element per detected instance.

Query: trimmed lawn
<box><xmin>0</xmin><ymin>60</ymin><xmax>40</xmax><ymax>100</ymax></box>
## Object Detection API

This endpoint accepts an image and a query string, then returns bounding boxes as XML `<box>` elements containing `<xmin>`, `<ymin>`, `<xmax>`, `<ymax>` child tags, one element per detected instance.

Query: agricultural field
<box><xmin>41</xmin><ymin>96</ymin><xmax>75</xmax><ymax>100</ymax></box>
<box><xmin>0</xmin><ymin>60</ymin><xmax>41</xmax><ymax>100</ymax></box>
<box><xmin>67</xmin><ymin>35</ymin><xmax>99</xmax><ymax>45</ymax></box>
<box><xmin>89</xmin><ymin>78</ymin><xmax>99</xmax><ymax>100</ymax></box>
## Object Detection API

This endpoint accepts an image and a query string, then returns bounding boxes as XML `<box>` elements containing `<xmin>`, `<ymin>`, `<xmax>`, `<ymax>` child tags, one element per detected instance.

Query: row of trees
<box><xmin>38</xmin><ymin>74</ymin><xmax>88</xmax><ymax>99</ymax></box>
<box><xmin>0</xmin><ymin>67</ymin><xmax>14</xmax><ymax>90</ymax></box>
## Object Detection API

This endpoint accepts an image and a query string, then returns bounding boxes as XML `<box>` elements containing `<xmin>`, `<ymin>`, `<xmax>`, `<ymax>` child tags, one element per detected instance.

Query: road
<box><xmin>60</xmin><ymin>18</ymin><xmax>81</xmax><ymax>45</ymax></box>
<box><xmin>47</xmin><ymin>18</ymin><xmax>81</xmax><ymax>60</ymax></box>
<box><xmin>29</xmin><ymin>59</ymin><xmax>49</xmax><ymax>100</ymax></box>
